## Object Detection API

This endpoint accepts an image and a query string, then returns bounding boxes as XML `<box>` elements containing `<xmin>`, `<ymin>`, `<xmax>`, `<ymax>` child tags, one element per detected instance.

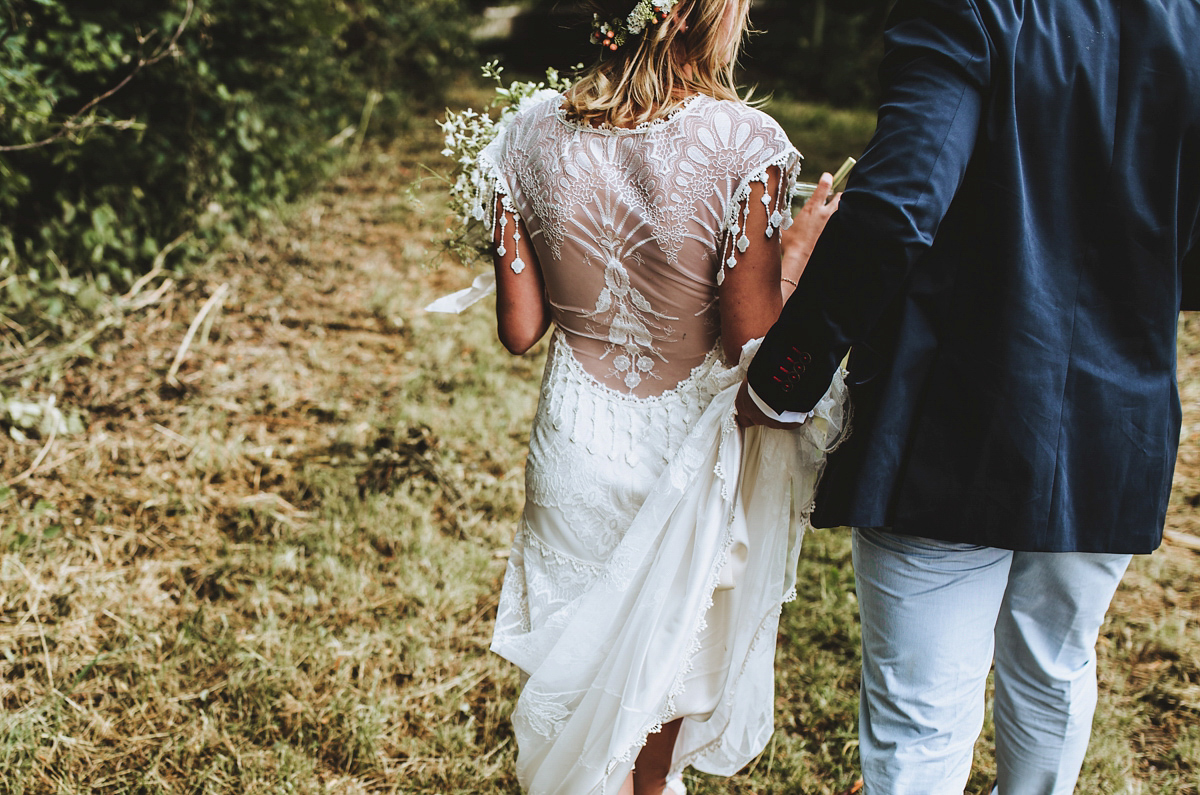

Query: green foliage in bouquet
<box><xmin>439</xmin><ymin>62</ymin><xmax>573</xmax><ymax>267</ymax></box>
<box><xmin>0</xmin><ymin>0</ymin><xmax>476</xmax><ymax>341</ymax></box>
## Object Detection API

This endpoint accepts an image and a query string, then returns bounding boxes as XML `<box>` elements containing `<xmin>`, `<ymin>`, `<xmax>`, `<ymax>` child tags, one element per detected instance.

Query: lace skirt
<box><xmin>492</xmin><ymin>332</ymin><xmax>848</xmax><ymax>795</ymax></box>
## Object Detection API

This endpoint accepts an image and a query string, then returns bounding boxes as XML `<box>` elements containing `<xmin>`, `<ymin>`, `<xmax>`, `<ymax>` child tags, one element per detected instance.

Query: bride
<box><xmin>479</xmin><ymin>0</ymin><xmax>847</xmax><ymax>792</ymax></box>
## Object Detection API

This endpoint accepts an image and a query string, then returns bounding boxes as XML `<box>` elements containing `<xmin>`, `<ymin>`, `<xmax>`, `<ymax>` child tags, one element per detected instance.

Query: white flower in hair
<box><xmin>592</xmin><ymin>0</ymin><xmax>679</xmax><ymax>50</ymax></box>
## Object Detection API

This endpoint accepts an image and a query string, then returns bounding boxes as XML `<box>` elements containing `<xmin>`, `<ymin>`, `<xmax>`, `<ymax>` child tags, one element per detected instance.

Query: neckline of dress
<box><xmin>553</xmin><ymin>93</ymin><xmax>707</xmax><ymax>136</ymax></box>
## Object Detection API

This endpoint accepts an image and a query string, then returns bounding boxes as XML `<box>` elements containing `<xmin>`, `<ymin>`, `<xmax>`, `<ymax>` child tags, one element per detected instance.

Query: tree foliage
<box><xmin>493</xmin><ymin>0</ymin><xmax>895</xmax><ymax>107</ymax></box>
<box><xmin>747</xmin><ymin>0</ymin><xmax>895</xmax><ymax>106</ymax></box>
<box><xmin>0</xmin><ymin>0</ymin><xmax>477</xmax><ymax>334</ymax></box>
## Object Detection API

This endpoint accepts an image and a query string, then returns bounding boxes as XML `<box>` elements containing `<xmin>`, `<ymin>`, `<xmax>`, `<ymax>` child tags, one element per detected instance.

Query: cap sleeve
<box><xmin>717</xmin><ymin>108</ymin><xmax>803</xmax><ymax>283</ymax></box>
<box><xmin>477</xmin><ymin>109</ymin><xmax>532</xmax><ymax>274</ymax></box>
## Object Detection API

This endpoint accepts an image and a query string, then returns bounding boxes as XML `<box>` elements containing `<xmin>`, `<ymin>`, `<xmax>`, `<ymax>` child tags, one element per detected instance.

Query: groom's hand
<box><xmin>735</xmin><ymin>379</ymin><xmax>804</xmax><ymax>430</ymax></box>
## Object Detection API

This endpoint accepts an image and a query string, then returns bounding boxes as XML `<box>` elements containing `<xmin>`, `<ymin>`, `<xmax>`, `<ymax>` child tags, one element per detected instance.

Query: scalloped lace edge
<box><xmin>549</xmin><ymin>327</ymin><xmax>739</xmax><ymax>407</ymax></box>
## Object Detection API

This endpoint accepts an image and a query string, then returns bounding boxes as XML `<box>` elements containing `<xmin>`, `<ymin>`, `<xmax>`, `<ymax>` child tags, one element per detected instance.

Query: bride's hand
<box><xmin>781</xmin><ymin>172</ymin><xmax>841</xmax><ymax>292</ymax></box>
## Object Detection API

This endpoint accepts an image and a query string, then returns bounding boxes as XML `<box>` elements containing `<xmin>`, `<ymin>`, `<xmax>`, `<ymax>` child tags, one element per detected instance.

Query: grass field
<box><xmin>0</xmin><ymin>93</ymin><xmax>1197</xmax><ymax>794</ymax></box>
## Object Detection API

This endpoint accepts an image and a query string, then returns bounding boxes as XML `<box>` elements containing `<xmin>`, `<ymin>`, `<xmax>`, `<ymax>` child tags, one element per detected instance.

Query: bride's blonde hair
<box><xmin>566</xmin><ymin>0</ymin><xmax>753</xmax><ymax>128</ymax></box>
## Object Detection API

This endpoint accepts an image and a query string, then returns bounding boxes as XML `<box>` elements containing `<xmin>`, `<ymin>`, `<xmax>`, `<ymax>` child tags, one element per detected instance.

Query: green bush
<box><xmin>0</xmin><ymin>0</ymin><xmax>477</xmax><ymax>338</ymax></box>
<box><xmin>746</xmin><ymin>0</ymin><xmax>891</xmax><ymax>107</ymax></box>
<box><xmin>508</xmin><ymin>0</ymin><xmax>892</xmax><ymax>107</ymax></box>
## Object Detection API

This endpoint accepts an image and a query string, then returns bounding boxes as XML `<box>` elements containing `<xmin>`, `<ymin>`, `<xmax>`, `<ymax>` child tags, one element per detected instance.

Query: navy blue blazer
<box><xmin>748</xmin><ymin>0</ymin><xmax>1200</xmax><ymax>553</ymax></box>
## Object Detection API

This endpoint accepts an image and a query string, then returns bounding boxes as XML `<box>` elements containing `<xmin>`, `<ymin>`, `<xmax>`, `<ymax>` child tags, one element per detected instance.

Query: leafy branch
<box><xmin>0</xmin><ymin>0</ymin><xmax>195</xmax><ymax>153</ymax></box>
<box><xmin>0</xmin><ymin>0</ymin><xmax>18</xmax><ymax>49</ymax></box>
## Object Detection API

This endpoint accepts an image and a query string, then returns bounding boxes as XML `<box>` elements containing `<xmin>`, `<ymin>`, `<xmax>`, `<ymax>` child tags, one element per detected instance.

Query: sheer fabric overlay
<box><xmin>483</xmin><ymin>94</ymin><xmax>799</xmax><ymax>398</ymax></box>
<box><xmin>483</xmin><ymin>95</ymin><xmax>848</xmax><ymax>794</ymax></box>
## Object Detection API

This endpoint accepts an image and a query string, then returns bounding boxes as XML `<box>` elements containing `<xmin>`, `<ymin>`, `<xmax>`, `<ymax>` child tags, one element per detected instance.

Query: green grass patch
<box><xmin>0</xmin><ymin>103</ymin><xmax>1196</xmax><ymax>795</ymax></box>
<box><xmin>762</xmin><ymin>99</ymin><xmax>878</xmax><ymax>180</ymax></box>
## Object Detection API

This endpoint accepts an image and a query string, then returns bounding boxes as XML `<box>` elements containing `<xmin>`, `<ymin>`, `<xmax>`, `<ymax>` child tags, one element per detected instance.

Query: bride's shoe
<box><xmin>664</xmin><ymin>773</ymin><xmax>686</xmax><ymax>795</ymax></box>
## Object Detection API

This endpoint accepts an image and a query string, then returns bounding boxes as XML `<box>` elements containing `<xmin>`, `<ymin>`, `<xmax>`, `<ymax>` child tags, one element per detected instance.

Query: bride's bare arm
<box><xmin>781</xmin><ymin>172</ymin><xmax>840</xmax><ymax>299</ymax></box>
<box><xmin>732</xmin><ymin>172</ymin><xmax>840</xmax><ymax>428</ymax></box>
<box><xmin>493</xmin><ymin>204</ymin><xmax>551</xmax><ymax>355</ymax></box>
<box><xmin>719</xmin><ymin>166</ymin><xmax>786</xmax><ymax>363</ymax></box>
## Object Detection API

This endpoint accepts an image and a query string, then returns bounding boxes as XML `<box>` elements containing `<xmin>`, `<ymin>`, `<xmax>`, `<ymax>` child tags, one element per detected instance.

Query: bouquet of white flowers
<box><xmin>438</xmin><ymin>61</ymin><xmax>572</xmax><ymax>267</ymax></box>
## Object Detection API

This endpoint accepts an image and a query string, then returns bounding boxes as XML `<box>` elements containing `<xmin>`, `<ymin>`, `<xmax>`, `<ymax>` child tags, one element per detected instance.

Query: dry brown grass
<box><xmin>0</xmin><ymin>118</ymin><xmax>533</xmax><ymax>793</ymax></box>
<box><xmin>0</xmin><ymin>98</ymin><xmax>1196</xmax><ymax>794</ymax></box>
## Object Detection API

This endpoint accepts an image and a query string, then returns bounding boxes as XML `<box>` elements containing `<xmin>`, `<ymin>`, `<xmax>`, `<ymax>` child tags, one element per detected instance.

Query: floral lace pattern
<box><xmin>479</xmin><ymin>94</ymin><xmax>800</xmax><ymax>398</ymax></box>
<box><xmin>520</xmin><ymin>329</ymin><xmax>732</xmax><ymax>559</ymax></box>
<box><xmin>580</xmin><ymin>206</ymin><xmax>679</xmax><ymax>391</ymax></box>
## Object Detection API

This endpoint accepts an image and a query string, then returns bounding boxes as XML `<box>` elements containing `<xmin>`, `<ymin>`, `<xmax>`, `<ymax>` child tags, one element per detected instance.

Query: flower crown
<box><xmin>591</xmin><ymin>0</ymin><xmax>680</xmax><ymax>51</ymax></box>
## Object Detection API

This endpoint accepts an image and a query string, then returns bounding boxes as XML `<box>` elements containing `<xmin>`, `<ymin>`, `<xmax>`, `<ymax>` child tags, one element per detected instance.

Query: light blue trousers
<box><xmin>852</xmin><ymin>528</ymin><xmax>1132</xmax><ymax>795</ymax></box>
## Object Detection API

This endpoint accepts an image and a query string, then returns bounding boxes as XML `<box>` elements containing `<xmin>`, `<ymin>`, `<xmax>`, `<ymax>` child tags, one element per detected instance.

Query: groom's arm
<box><xmin>747</xmin><ymin>0</ymin><xmax>992</xmax><ymax>414</ymax></box>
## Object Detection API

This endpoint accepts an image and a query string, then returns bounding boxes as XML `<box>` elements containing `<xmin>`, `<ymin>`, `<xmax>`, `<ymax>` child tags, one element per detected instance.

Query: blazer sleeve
<box><xmin>747</xmin><ymin>0</ymin><xmax>992</xmax><ymax>413</ymax></box>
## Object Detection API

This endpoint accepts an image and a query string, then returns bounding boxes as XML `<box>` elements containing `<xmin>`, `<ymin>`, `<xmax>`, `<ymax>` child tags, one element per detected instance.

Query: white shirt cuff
<box><xmin>747</xmin><ymin>384</ymin><xmax>814</xmax><ymax>424</ymax></box>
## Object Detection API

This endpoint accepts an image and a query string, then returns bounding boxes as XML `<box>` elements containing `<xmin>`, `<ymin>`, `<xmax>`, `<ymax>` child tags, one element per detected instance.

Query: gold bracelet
<box><xmin>781</xmin><ymin>276</ymin><xmax>799</xmax><ymax>287</ymax></box>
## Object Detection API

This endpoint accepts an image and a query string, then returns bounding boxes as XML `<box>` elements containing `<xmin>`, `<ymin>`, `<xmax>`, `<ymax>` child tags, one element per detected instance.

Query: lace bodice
<box><xmin>481</xmin><ymin>95</ymin><xmax>800</xmax><ymax>398</ymax></box>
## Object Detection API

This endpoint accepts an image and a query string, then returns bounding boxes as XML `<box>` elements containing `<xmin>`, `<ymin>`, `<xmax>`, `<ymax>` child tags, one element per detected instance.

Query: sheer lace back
<box><xmin>483</xmin><ymin>95</ymin><xmax>800</xmax><ymax>398</ymax></box>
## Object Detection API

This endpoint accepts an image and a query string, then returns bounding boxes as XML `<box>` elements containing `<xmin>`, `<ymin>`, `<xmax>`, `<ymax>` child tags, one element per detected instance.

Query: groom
<box><xmin>737</xmin><ymin>0</ymin><xmax>1200</xmax><ymax>793</ymax></box>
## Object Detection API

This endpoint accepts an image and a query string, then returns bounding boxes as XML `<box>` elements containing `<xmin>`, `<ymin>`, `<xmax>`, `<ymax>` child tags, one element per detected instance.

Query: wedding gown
<box><xmin>480</xmin><ymin>94</ymin><xmax>847</xmax><ymax>794</ymax></box>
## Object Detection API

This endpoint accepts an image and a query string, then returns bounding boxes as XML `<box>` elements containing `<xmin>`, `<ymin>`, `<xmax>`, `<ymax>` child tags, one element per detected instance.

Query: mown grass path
<box><xmin>1</xmin><ymin>106</ymin><xmax>1197</xmax><ymax>794</ymax></box>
